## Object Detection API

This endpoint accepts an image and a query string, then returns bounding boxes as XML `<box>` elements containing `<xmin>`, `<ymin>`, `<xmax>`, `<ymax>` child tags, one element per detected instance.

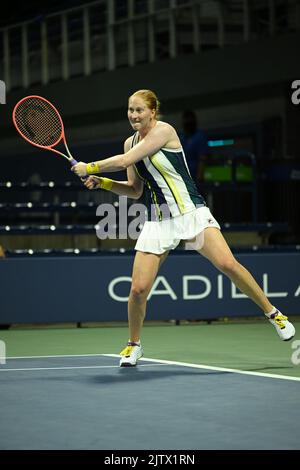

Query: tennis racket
<box><xmin>12</xmin><ymin>95</ymin><xmax>81</xmax><ymax>171</ymax></box>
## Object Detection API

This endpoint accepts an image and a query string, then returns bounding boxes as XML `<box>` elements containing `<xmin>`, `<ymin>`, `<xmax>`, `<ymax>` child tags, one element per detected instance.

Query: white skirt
<box><xmin>135</xmin><ymin>206</ymin><xmax>220</xmax><ymax>254</ymax></box>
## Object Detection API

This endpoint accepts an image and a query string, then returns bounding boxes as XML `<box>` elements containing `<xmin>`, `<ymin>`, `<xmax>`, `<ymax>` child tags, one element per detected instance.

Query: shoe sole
<box><xmin>283</xmin><ymin>335</ymin><xmax>295</xmax><ymax>341</ymax></box>
<box><xmin>120</xmin><ymin>362</ymin><xmax>137</xmax><ymax>367</ymax></box>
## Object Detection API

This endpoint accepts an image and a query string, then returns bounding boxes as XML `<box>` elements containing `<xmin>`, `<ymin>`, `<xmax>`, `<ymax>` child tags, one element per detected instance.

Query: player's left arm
<box><xmin>72</xmin><ymin>123</ymin><xmax>173</xmax><ymax>177</ymax></box>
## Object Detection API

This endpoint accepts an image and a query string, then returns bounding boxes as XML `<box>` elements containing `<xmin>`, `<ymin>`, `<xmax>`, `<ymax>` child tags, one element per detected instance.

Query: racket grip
<box><xmin>70</xmin><ymin>158</ymin><xmax>88</xmax><ymax>181</ymax></box>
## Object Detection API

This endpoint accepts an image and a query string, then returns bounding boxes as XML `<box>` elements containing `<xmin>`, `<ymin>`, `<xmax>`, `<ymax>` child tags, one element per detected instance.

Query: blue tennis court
<box><xmin>1</xmin><ymin>353</ymin><xmax>299</xmax><ymax>450</ymax></box>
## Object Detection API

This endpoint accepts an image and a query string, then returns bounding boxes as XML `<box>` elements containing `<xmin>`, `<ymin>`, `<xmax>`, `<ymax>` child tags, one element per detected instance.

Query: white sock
<box><xmin>265</xmin><ymin>306</ymin><xmax>278</xmax><ymax>317</ymax></box>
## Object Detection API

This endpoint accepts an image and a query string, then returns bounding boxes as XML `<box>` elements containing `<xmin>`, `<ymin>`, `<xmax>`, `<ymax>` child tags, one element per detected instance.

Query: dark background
<box><xmin>1</xmin><ymin>0</ymin><xmax>300</xmax><ymax>250</ymax></box>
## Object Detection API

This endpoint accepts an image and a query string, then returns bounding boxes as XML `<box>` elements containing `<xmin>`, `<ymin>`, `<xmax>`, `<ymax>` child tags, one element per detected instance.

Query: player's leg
<box><xmin>120</xmin><ymin>250</ymin><xmax>169</xmax><ymax>366</ymax></box>
<box><xmin>198</xmin><ymin>228</ymin><xmax>271</xmax><ymax>311</ymax></box>
<box><xmin>197</xmin><ymin>227</ymin><xmax>295</xmax><ymax>340</ymax></box>
<box><xmin>128</xmin><ymin>250</ymin><xmax>168</xmax><ymax>342</ymax></box>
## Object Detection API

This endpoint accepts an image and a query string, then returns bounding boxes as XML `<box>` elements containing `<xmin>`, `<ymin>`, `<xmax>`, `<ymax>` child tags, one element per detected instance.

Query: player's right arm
<box><xmin>83</xmin><ymin>136</ymin><xmax>144</xmax><ymax>200</ymax></box>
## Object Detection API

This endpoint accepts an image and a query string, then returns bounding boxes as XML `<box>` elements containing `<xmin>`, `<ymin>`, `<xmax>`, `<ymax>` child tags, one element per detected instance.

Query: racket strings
<box><xmin>14</xmin><ymin>97</ymin><xmax>63</xmax><ymax>147</ymax></box>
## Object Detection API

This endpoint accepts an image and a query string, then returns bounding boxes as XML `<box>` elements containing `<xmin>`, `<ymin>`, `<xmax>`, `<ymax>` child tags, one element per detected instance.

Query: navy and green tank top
<box><xmin>131</xmin><ymin>131</ymin><xmax>206</xmax><ymax>221</ymax></box>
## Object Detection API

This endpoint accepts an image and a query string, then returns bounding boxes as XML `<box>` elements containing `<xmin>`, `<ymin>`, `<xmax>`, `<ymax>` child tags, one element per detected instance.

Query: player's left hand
<box><xmin>72</xmin><ymin>162</ymin><xmax>88</xmax><ymax>177</ymax></box>
<box><xmin>83</xmin><ymin>176</ymin><xmax>101</xmax><ymax>190</ymax></box>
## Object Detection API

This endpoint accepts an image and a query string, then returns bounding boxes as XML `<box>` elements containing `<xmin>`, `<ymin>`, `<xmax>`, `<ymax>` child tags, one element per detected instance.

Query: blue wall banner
<box><xmin>0</xmin><ymin>253</ymin><xmax>299</xmax><ymax>323</ymax></box>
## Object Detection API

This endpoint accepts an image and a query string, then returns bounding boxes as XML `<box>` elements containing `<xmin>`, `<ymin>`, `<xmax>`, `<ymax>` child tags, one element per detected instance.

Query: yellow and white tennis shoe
<box><xmin>119</xmin><ymin>341</ymin><xmax>143</xmax><ymax>367</ymax></box>
<box><xmin>266</xmin><ymin>310</ymin><xmax>295</xmax><ymax>341</ymax></box>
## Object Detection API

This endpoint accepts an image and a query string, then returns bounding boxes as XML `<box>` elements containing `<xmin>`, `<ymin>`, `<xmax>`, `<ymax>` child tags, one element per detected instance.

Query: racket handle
<box><xmin>70</xmin><ymin>158</ymin><xmax>88</xmax><ymax>181</ymax></box>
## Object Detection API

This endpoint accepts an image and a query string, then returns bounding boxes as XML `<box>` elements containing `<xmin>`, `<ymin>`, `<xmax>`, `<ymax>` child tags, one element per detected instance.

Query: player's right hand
<box><xmin>83</xmin><ymin>176</ymin><xmax>101</xmax><ymax>190</ymax></box>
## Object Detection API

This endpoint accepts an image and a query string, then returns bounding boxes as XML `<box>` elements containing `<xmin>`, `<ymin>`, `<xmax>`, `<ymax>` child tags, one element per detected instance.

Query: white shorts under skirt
<box><xmin>135</xmin><ymin>206</ymin><xmax>220</xmax><ymax>254</ymax></box>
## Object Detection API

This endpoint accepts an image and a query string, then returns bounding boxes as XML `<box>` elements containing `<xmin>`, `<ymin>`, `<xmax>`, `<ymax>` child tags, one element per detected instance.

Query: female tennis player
<box><xmin>72</xmin><ymin>89</ymin><xmax>295</xmax><ymax>366</ymax></box>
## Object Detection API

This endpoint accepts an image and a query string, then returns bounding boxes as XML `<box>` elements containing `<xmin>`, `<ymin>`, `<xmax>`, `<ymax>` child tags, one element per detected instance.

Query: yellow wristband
<box><xmin>99</xmin><ymin>177</ymin><xmax>113</xmax><ymax>191</ymax></box>
<box><xmin>86</xmin><ymin>162</ymin><xmax>101</xmax><ymax>175</ymax></box>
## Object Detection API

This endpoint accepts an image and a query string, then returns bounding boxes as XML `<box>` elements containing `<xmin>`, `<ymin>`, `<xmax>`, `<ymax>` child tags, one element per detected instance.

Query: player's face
<box><xmin>128</xmin><ymin>96</ymin><xmax>155</xmax><ymax>132</ymax></box>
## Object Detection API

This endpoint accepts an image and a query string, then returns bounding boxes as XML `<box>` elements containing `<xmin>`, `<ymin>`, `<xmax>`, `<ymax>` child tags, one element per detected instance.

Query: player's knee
<box><xmin>130</xmin><ymin>283</ymin><xmax>149</xmax><ymax>300</ymax></box>
<box><xmin>216</xmin><ymin>256</ymin><xmax>239</xmax><ymax>275</ymax></box>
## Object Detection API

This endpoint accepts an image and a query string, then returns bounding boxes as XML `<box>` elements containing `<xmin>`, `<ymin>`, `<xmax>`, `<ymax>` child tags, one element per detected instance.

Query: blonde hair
<box><xmin>129</xmin><ymin>89</ymin><xmax>161</xmax><ymax>119</ymax></box>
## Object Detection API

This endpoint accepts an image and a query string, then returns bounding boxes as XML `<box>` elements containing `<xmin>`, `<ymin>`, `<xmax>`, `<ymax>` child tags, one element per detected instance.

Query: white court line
<box><xmin>103</xmin><ymin>354</ymin><xmax>300</xmax><ymax>382</ymax></box>
<box><xmin>0</xmin><ymin>363</ymin><xmax>168</xmax><ymax>372</ymax></box>
<box><xmin>5</xmin><ymin>354</ymin><xmax>110</xmax><ymax>359</ymax></box>
<box><xmin>2</xmin><ymin>353</ymin><xmax>300</xmax><ymax>382</ymax></box>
